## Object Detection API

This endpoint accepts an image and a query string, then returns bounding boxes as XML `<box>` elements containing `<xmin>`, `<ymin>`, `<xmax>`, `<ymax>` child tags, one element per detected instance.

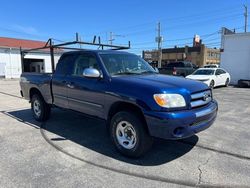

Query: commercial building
<box><xmin>142</xmin><ymin>37</ymin><xmax>220</xmax><ymax>68</ymax></box>
<box><xmin>220</xmin><ymin>29</ymin><xmax>250</xmax><ymax>85</ymax></box>
<box><xmin>0</xmin><ymin>37</ymin><xmax>61</xmax><ymax>78</ymax></box>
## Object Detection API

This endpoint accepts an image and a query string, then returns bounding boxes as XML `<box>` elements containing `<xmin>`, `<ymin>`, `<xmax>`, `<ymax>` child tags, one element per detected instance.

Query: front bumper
<box><xmin>144</xmin><ymin>100</ymin><xmax>218</xmax><ymax>140</ymax></box>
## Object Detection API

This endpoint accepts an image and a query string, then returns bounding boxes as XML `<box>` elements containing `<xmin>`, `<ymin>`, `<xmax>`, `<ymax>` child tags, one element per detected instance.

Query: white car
<box><xmin>186</xmin><ymin>68</ymin><xmax>230</xmax><ymax>88</ymax></box>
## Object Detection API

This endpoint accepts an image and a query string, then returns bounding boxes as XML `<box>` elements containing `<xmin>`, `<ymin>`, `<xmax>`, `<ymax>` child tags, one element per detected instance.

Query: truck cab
<box><xmin>159</xmin><ymin>61</ymin><xmax>198</xmax><ymax>77</ymax></box>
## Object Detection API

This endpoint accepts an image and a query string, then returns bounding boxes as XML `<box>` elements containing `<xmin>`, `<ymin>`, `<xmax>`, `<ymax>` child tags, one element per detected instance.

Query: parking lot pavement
<box><xmin>0</xmin><ymin>80</ymin><xmax>250</xmax><ymax>187</ymax></box>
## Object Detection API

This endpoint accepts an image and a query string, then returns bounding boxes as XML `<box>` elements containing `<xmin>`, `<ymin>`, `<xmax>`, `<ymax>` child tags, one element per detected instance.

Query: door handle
<box><xmin>66</xmin><ymin>82</ymin><xmax>74</xmax><ymax>89</ymax></box>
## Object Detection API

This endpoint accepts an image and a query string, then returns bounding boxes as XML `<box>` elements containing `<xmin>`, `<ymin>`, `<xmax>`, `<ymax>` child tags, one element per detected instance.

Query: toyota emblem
<box><xmin>203</xmin><ymin>93</ymin><xmax>210</xmax><ymax>101</ymax></box>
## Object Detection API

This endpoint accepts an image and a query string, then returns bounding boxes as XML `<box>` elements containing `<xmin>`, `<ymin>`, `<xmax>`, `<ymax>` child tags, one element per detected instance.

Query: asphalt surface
<box><xmin>0</xmin><ymin>79</ymin><xmax>250</xmax><ymax>188</ymax></box>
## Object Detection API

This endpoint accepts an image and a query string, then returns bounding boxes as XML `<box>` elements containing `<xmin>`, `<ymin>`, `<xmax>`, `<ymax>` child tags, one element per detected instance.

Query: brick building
<box><xmin>142</xmin><ymin>44</ymin><xmax>220</xmax><ymax>68</ymax></box>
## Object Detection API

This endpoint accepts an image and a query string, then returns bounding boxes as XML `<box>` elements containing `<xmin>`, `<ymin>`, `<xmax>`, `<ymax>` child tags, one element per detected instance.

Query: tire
<box><xmin>31</xmin><ymin>94</ymin><xmax>51</xmax><ymax>122</ymax></box>
<box><xmin>110</xmin><ymin>111</ymin><xmax>153</xmax><ymax>158</ymax></box>
<box><xmin>225</xmin><ymin>78</ymin><xmax>229</xmax><ymax>87</ymax></box>
<box><xmin>209</xmin><ymin>80</ymin><xmax>215</xmax><ymax>89</ymax></box>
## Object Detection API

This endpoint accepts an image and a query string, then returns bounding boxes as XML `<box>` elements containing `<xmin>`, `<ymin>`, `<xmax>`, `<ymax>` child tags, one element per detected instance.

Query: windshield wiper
<box><xmin>113</xmin><ymin>70</ymin><xmax>157</xmax><ymax>76</ymax></box>
<box><xmin>113</xmin><ymin>72</ymin><xmax>140</xmax><ymax>75</ymax></box>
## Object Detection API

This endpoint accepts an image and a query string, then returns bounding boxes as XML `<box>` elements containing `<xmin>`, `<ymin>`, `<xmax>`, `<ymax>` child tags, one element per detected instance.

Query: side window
<box><xmin>186</xmin><ymin>62</ymin><xmax>192</xmax><ymax>67</ymax></box>
<box><xmin>218</xmin><ymin>69</ymin><xmax>223</xmax><ymax>75</ymax></box>
<box><xmin>220</xmin><ymin>69</ymin><xmax>226</xmax><ymax>74</ymax></box>
<box><xmin>72</xmin><ymin>54</ymin><xmax>99</xmax><ymax>76</ymax></box>
<box><xmin>215</xmin><ymin>69</ymin><xmax>220</xmax><ymax>75</ymax></box>
<box><xmin>179</xmin><ymin>62</ymin><xmax>184</xmax><ymax>67</ymax></box>
<box><xmin>55</xmin><ymin>55</ymin><xmax>74</xmax><ymax>75</ymax></box>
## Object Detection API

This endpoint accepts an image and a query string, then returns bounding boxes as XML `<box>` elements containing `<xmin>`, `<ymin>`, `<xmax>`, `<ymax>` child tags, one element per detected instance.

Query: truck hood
<box><xmin>112</xmin><ymin>74</ymin><xmax>208</xmax><ymax>94</ymax></box>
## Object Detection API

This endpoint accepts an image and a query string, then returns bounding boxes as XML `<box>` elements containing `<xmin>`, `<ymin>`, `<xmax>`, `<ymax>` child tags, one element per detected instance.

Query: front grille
<box><xmin>190</xmin><ymin>90</ymin><xmax>212</xmax><ymax>108</ymax></box>
<box><xmin>190</xmin><ymin>108</ymin><xmax>216</xmax><ymax>126</ymax></box>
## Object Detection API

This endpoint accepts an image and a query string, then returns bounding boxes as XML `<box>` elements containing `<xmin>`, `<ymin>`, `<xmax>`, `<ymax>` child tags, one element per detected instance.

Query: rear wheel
<box><xmin>209</xmin><ymin>80</ymin><xmax>215</xmax><ymax>89</ymax></box>
<box><xmin>31</xmin><ymin>94</ymin><xmax>51</xmax><ymax>122</ymax></box>
<box><xmin>225</xmin><ymin>78</ymin><xmax>229</xmax><ymax>87</ymax></box>
<box><xmin>110</xmin><ymin>111</ymin><xmax>153</xmax><ymax>158</ymax></box>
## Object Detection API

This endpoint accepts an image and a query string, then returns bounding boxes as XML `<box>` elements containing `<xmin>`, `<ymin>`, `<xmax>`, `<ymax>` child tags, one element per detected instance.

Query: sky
<box><xmin>0</xmin><ymin>0</ymin><xmax>249</xmax><ymax>54</ymax></box>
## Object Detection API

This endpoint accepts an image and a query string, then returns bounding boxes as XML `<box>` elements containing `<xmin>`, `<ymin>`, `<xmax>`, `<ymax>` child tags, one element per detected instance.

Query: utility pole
<box><xmin>109</xmin><ymin>32</ymin><xmax>114</xmax><ymax>45</ymax></box>
<box><xmin>156</xmin><ymin>22</ymin><xmax>163</xmax><ymax>68</ymax></box>
<box><xmin>244</xmin><ymin>4</ymin><xmax>248</xmax><ymax>32</ymax></box>
<box><xmin>109</xmin><ymin>32</ymin><xmax>125</xmax><ymax>46</ymax></box>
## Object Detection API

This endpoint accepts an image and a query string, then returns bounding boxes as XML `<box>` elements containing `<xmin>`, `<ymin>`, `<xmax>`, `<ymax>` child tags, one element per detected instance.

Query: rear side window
<box><xmin>185</xmin><ymin>62</ymin><xmax>192</xmax><ymax>67</ymax></box>
<box><xmin>55</xmin><ymin>55</ymin><xmax>75</xmax><ymax>75</ymax></box>
<box><xmin>217</xmin><ymin>69</ymin><xmax>224</xmax><ymax>75</ymax></box>
<box><xmin>220</xmin><ymin>69</ymin><xmax>226</xmax><ymax>74</ymax></box>
<box><xmin>215</xmin><ymin>69</ymin><xmax>221</xmax><ymax>75</ymax></box>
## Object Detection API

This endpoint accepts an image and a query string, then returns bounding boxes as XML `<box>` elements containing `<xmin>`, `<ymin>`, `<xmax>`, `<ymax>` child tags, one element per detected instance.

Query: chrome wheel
<box><xmin>33</xmin><ymin>99</ymin><xmax>41</xmax><ymax>117</ymax></box>
<box><xmin>116</xmin><ymin>121</ymin><xmax>137</xmax><ymax>149</ymax></box>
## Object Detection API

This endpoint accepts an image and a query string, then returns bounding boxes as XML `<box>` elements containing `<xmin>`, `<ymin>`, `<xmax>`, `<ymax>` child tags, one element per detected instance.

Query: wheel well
<box><xmin>29</xmin><ymin>88</ymin><xmax>42</xmax><ymax>100</ymax></box>
<box><xmin>107</xmin><ymin>102</ymin><xmax>149</xmax><ymax>133</ymax></box>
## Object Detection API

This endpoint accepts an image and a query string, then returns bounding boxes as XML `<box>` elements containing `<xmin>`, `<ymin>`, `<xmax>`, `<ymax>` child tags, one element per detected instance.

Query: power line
<box><xmin>117</xmin><ymin>12</ymin><xmax>242</xmax><ymax>38</ymax></box>
<box><xmin>81</xmin><ymin>6</ymin><xmax>243</xmax><ymax>39</ymax></box>
<box><xmin>131</xmin><ymin>30</ymin><xmax>220</xmax><ymax>46</ymax></box>
<box><xmin>163</xmin><ymin>13</ymin><xmax>242</xmax><ymax>31</ymax></box>
<box><xmin>106</xmin><ymin>5</ymin><xmax>243</xmax><ymax>33</ymax></box>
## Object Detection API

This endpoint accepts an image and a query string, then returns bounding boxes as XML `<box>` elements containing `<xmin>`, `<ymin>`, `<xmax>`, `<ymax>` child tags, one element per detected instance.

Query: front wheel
<box><xmin>31</xmin><ymin>94</ymin><xmax>51</xmax><ymax>122</ymax></box>
<box><xmin>110</xmin><ymin>111</ymin><xmax>153</xmax><ymax>158</ymax></box>
<box><xmin>209</xmin><ymin>80</ymin><xmax>215</xmax><ymax>89</ymax></box>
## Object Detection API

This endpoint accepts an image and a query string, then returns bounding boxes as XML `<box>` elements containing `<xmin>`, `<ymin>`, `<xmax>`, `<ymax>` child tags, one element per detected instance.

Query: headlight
<box><xmin>153</xmin><ymin>94</ymin><xmax>186</xmax><ymax>108</ymax></box>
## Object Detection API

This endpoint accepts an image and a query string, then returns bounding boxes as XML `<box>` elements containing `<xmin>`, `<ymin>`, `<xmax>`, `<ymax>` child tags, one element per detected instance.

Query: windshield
<box><xmin>192</xmin><ymin>69</ymin><xmax>215</xmax><ymax>75</ymax></box>
<box><xmin>99</xmin><ymin>53</ymin><xmax>156</xmax><ymax>76</ymax></box>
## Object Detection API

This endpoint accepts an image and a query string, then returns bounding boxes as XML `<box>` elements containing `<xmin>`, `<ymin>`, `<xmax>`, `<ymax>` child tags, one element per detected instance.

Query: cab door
<box><xmin>66</xmin><ymin>52</ymin><xmax>106</xmax><ymax>119</ymax></box>
<box><xmin>52</xmin><ymin>54</ymin><xmax>76</xmax><ymax>108</ymax></box>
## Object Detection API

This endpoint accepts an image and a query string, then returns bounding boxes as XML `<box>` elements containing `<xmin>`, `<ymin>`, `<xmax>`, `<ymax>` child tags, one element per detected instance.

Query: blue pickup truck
<box><xmin>20</xmin><ymin>50</ymin><xmax>218</xmax><ymax>157</ymax></box>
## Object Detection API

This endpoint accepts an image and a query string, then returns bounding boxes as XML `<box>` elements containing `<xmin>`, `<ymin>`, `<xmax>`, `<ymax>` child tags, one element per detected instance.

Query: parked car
<box><xmin>204</xmin><ymin>64</ymin><xmax>219</xmax><ymax>68</ymax></box>
<box><xmin>20</xmin><ymin>50</ymin><xmax>218</xmax><ymax>157</ymax></box>
<box><xmin>159</xmin><ymin>61</ymin><xmax>198</xmax><ymax>77</ymax></box>
<box><xmin>186</xmin><ymin>68</ymin><xmax>230</xmax><ymax>88</ymax></box>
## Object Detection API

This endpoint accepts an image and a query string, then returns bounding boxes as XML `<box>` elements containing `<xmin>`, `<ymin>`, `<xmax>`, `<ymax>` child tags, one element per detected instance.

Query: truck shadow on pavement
<box><xmin>5</xmin><ymin>108</ymin><xmax>198</xmax><ymax>166</ymax></box>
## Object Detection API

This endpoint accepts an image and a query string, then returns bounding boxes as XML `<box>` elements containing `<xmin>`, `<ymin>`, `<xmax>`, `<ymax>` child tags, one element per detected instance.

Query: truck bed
<box><xmin>20</xmin><ymin>72</ymin><xmax>53</xmax><ymax>104</ymax></box>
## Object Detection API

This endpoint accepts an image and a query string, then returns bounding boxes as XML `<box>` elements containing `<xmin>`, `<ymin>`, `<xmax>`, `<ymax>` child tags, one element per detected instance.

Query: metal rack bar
<box><xmin>21</xmin><ymin>36</ymin><xmax>131</xmax><ymax>72</ymax></box>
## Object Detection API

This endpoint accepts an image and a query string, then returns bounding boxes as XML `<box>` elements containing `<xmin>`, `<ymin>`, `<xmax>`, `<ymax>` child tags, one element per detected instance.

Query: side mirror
<box><xmin>83</xmin><ymin>68</ymin><xmax>101</xmax><ymax>78</ymax></box>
